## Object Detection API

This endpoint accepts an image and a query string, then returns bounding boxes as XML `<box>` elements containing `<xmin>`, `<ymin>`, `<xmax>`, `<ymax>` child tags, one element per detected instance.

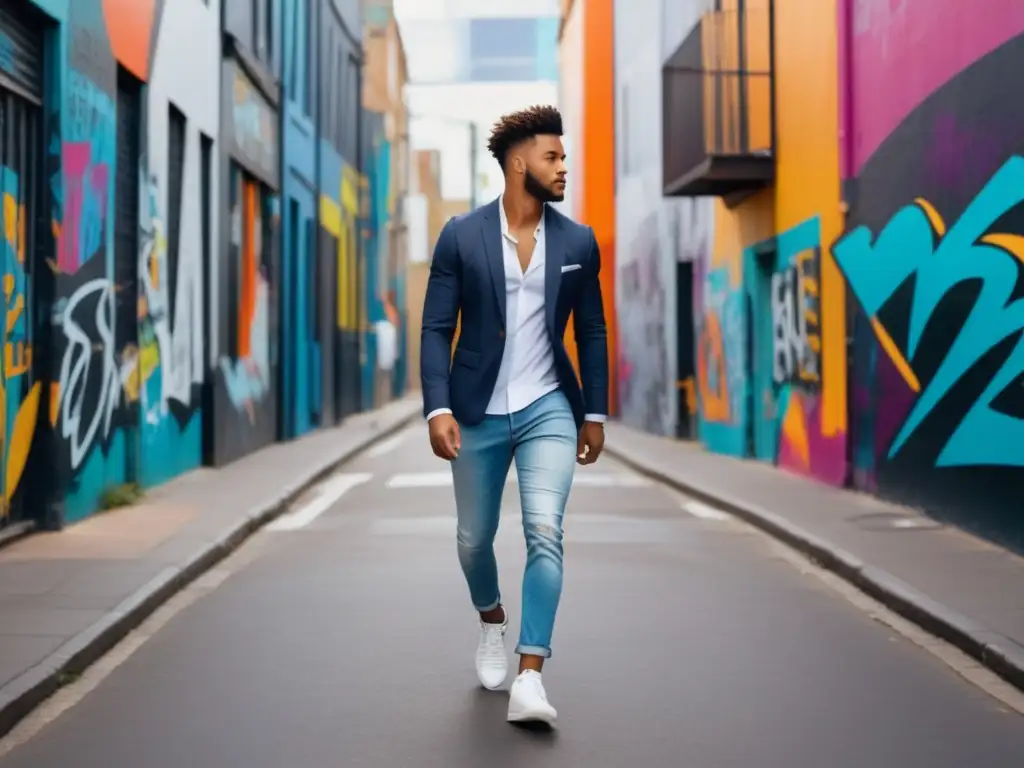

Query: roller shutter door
<box><xmin>0</xmin><ymin>1</ymin><xmax>44</xmax><ymax>103</ymax></box>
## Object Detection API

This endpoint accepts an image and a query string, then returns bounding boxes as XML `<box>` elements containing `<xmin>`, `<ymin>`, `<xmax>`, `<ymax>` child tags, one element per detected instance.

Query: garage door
<box><xmin>0</xmin><ymin>1</ymin><xmax>44</xmax><ymax>103</ymax></box>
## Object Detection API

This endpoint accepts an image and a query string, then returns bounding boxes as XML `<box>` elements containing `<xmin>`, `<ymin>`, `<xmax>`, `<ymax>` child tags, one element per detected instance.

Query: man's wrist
<box><xmin>426</xmin><ymin>408</ymin><xmax>453</xmax><ymax>422</ymax></box>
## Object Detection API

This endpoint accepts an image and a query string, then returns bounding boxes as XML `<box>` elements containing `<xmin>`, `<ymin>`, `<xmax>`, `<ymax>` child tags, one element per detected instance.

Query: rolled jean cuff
<box><xmin>515</xmin><ymin>643</ymin><xmax>552</xmax><ymax>659</ymax></box>
<box><xmin>474</xmin><ymin>597</ymin><xmax>502</xmax><ymax>613</ymax></box>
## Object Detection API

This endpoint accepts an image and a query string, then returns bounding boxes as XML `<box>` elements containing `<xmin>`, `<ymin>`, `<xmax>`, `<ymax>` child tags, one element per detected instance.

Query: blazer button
<box><xmin>498</xmin><ymin>330</ymin><xmax>505</xmax><ymax>339</ymax></box>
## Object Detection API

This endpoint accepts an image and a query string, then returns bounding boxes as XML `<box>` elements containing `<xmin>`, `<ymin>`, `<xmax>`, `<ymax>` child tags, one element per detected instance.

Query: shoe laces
<box><xmin>480</xmin><ymin>623</ymin><xmax>505</xmax><ymax>654</ymax></box>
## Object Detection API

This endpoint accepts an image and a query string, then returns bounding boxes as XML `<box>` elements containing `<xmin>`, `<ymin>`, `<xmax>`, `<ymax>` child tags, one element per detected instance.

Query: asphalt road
<box><xmin>2</xmin><ymin>422</ymin><xmax>1023</xmax><ymax>767</ymax></box>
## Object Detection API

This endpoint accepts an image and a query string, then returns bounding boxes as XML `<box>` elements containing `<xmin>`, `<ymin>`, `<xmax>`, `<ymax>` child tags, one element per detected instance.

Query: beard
<box><xmin>524</xmin><ymin>168</ymin><xmax>564</xmax><ymax>203</ymax></box>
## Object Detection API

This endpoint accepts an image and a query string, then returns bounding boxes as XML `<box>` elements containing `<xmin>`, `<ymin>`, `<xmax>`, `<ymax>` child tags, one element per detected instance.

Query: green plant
<box><xmin>97</xmin><ymin>482</ymin><xmax>145</xmax><ymax>511</ymax></box>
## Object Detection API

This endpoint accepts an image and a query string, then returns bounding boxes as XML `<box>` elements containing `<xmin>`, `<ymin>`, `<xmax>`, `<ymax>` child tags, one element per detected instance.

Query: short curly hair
<box><xmin>486</xmin><ymin>105</ymin><xmax>563</xmax><ymax>170</ymax></box>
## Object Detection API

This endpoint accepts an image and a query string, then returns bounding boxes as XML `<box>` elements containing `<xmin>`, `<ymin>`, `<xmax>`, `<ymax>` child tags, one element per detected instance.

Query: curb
<box><xmin>606</xmin><ymin>445</ymin><xmax>1024</xmax><ymax>694</ymax></box>
<box><xmin>0</xmin><ymin>407</ymin><xmax>420</xmax><ymax>739</ymax></box>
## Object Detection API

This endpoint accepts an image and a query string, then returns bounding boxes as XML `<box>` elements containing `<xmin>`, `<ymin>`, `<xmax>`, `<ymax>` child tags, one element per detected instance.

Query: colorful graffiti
<box><xmin>695</xmin><ymin>253</ymin><xmax>746</xmax><ymax>457</ymax></box>
<box><xmin>838</xmin><ymin>9</ymin><xmax>1024</xmax><ymax>549</ymax></box>
<box><xmin>0</xmin><ymin>165</ymin><xmax>40</xmax><ymax>520</ymax></box>
<box><xmin>746</xmin><ymin>218</ymin><xmax>845</xmax><ymax>483</ymax></box>
<box><xmin>219</xmin><ymin>171</ymin><xmax>273</xmax><ymax>424</ymax></box>
<box><xmin>839</xmin><ymin>158</ymin><xmax>1024</xmax><ymax>468</ymax></box>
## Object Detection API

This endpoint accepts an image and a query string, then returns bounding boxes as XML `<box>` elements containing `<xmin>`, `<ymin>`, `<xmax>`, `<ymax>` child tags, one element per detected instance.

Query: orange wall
<box><xmin>560</xmin><ymin>0</ymin><xmax>617</xmax><ymax>414</ymax></box>
<box><xmin>772</xmin><ymin>0</ymin><xmax>846</xmax><ymax>444</ymax></box>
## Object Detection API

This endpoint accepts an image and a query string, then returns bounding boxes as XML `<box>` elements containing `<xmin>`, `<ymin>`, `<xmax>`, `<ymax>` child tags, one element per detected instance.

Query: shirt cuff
<box><xmin>426</xmin><ymin>408</ymin><xmax>453</xmax><ymax>422</ymax></box>
<box><xmin>583</xmin><ymin>413</ymin><xmax>607</xmax><ymax>423</ymax></box>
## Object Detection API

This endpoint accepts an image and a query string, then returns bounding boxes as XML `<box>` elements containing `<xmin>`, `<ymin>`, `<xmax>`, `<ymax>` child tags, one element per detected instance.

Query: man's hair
<box><xmin>486</xmin><ymin>105</ymin><xmax>563</xmax><ymax>170</ymax></box>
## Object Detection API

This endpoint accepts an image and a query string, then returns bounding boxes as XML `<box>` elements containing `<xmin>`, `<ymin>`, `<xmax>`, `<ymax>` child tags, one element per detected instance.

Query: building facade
<box><xmin>558</xmin><ymin>0</ymin><xmax>617</xmax><ymax>411</ymax></box>
<box><xmin>613</xmin><ymin>0</ymin><xmax>713</xmax><ymax>438</ymax></box>
<box><xmin>362</xmin><ymin>2</ymin><xmax>410</xmax><ymax>408</ymax></box>
<box><xmin>655</xmin><ymin>0</ymin><xmax>1024</xmax><ymax>553</ymax></box>
<box><xmin>0</xmin><ymin>0</ymin><xmax>407</xmax><ymax>533</ymax></box>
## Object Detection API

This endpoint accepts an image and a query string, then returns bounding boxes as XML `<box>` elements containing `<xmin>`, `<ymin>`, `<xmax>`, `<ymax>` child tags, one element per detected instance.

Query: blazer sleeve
<box><xmin>420</xmin><ymin>217</ymin><xmax>461</xmax><ymax>418</ymax></box>
<box><xmin>572</xmin><ymin>227</ymin><xmax>609</xmax><ymax>418</ymax></box>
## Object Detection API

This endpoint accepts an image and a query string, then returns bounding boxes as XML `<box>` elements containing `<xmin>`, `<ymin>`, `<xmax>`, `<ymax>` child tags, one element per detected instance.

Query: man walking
<box><xmin>420</xmin><ymin>105</ymin><xmax>609</xmax><ymax>726</ymax></box>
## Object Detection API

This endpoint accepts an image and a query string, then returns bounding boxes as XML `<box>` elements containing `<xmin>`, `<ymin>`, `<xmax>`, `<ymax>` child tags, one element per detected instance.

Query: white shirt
<box><xmin>426</xmin><ymin>196</ymin><xmax>606</xmax><ymax>424</ymax></box>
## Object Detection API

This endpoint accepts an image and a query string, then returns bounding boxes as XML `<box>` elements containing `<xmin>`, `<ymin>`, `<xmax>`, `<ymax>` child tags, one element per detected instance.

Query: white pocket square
<box><xmin>560</xmin><ymin>263</ymin><xmax>582</xmax><ymax>273</ymax></box>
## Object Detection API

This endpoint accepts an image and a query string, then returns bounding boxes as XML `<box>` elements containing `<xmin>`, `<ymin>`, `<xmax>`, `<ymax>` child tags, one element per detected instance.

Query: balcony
<box><xmin>662</xmin><ymin>7</ymin><xmax>773</xmax><ymax>202</ymax></box>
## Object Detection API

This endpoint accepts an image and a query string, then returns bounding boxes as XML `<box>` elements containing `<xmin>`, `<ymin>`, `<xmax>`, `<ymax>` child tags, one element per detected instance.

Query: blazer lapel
<box><xmin>544</xmin><ymin>205</ymin><xmax>566</xmax><ymax>333</ymax></box>
<box><xmin>480</xmin><ymin>199</ymin><xmax>506</xmax><ymax>326</ymax></box>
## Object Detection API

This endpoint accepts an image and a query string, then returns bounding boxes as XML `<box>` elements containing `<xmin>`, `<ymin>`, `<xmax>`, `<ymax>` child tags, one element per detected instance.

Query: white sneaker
<box><xmin>507</xmin><ymin>670</ymin><xmax>557</xmax><ymax>725</ymax></box>
<box><xmin>475</xmin><ymin>611</ymin><xmax>509</xmax><ymax>690</ymax></box>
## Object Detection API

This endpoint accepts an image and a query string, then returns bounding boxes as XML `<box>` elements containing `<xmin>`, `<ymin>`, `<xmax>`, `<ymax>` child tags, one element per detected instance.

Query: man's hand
<box><xmin>428</xmin><ymin>413</ymin><xmax>461</xmax><ymax>460</ymax></box>
<box><xmin>576</xmin><ymin>421</ymin><xmax>605</xmax><ymax>465</ymax></box>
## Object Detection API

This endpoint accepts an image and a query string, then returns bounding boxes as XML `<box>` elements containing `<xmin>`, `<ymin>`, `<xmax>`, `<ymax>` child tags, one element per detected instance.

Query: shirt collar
<box><xmin>498</xmin><ymin>193</ymin><xmax>544</xmax><ymax>243</ymax></box>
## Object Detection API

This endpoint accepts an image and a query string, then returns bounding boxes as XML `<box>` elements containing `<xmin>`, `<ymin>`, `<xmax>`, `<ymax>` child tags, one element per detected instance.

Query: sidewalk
<box><xmin>0</xmin><ymin>396</ymin><xmax>422</xmax><ymax>737</ymax></box>
<box><xmin>606</xmin><ymin>423</ymin><xmax>1024</xmax><ymax>692</ymax></box>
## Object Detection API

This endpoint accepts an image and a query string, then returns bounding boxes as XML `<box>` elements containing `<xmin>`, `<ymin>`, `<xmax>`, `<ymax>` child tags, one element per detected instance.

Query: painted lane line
<box><xmin>681</xmin><ymin>499</ymin><xmax>731</xmax><ymax>521</ymax></box>
<box><xmin>267</xmin><ymin>473</ymin><xmax>373</xmax><ymax>531</ymax></box>
<box><xmin>384</xmin><ymin>472</ymin><xmax>651</xmax><ymax>489</ymax></box>
<box><xmin>365</xmin><ymin>431</ymin><xmax>409</xmax><ymax>458</ymax></box>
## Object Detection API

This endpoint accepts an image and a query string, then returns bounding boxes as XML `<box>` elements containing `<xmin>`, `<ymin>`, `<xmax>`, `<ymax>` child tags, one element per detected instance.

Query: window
<box><xmin>303</xmin><ymin>0</ymin><xmax>313</xmax><ymax>113</ymax></box>
<box><xmin>199</xmin><ymin>132</ymin><xmax>213</xmax><ymax>368</ymax></box>
<box><xmin>167</xmin><ymin>103</ymin><xmax>187</xmax><ymax>318</ymax></box>
<box><xmin>468</xmin><ymin>19</ymin><xmax>538</xmax><ymax>82</ymax></box>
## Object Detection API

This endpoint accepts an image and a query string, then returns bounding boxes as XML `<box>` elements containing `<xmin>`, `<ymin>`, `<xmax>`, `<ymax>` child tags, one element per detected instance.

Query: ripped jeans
<box><xmin>451</xmin><ymin>389</ymin><xmax>577</xmax><ymax>658</ymax></box>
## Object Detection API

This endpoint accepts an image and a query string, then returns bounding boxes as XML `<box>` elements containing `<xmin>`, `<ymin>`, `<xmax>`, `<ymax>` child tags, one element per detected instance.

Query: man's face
<box><xmin>522</xmin><ymin>134</ymin><xmax>567</xmax><ymax>203</ymax></box>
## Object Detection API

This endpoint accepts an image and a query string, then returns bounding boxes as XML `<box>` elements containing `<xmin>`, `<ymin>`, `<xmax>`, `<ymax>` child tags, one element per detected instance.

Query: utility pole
<box><xmin>468</xmin><ymin>121</ymin><xmax>478</xmax><ymax>210</ymax></box>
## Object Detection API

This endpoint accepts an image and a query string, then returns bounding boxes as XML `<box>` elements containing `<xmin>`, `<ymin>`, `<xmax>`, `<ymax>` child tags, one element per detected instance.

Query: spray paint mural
<box><xmin>614</xmin><ymin>0</ymin><xmax>711</xmax><ymax>438</ymax></box>
<box><xmin>0</xmin><ymin>161</ymin><xmax>40</xmax><ymax>525</ymax></box>
<box><xmin>839</xmin><ymin>6</ymin><xmax>1024</xmax><ymax>549</ymax></box>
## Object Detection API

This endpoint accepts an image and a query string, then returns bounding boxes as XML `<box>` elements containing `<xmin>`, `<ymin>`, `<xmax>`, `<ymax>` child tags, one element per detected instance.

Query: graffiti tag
<box><xmin>58</xmin><ymin>278</ymin><xmax>122</xmax><ymax>469</ymax></box>
<box><xmin>770</xmin><ymin>248</ymin><xmax>821</xmax><ymax>387</ymax></box>
<box><xmin>834</xmin><ymin>155</ymin><xmax>1024</xmax><ymax>467</ymax></box>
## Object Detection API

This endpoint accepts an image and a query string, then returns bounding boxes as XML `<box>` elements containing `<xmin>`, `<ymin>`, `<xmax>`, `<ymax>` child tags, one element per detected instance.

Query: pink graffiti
<box><xmin>57</xmin><ymin>141</ymin><xmax>109</xmax><ymax>273</ymax></box>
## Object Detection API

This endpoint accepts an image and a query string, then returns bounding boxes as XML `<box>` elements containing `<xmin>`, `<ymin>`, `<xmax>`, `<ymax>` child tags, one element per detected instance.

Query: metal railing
<box><xmin>662</xmin><ymin>8</ymin><xmax>772</xmax><ymax>193</ymax></box>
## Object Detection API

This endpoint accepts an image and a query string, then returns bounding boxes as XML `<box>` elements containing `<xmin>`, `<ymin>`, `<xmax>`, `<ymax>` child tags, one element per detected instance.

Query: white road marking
<box><xmin>267</xmin><ymin>473</ymin><xmax>373</xmax><ymax>530</ymax></box>
<box><xmin>365</xmin><ymin>431</ymin><xmax>409</xmax><ymax>458</ymax></box>
<box><xmin>681</xmin><ymin>499</ymin><xmax>731</xmax><ymax>521</ymax></box>
<box><xmin>891</xmin><ymin>518</ymin><xmax>928</xmax><ymax>529</ymax></box>
<box><xmin>386</xmin><ymin>472</ymin><xmax>452</xmax><ymax>488</ymax></box>
<box><xmin>384</xmin><ymin>472</ymin><xmax>651</xmax><ymax>489</ymax></box>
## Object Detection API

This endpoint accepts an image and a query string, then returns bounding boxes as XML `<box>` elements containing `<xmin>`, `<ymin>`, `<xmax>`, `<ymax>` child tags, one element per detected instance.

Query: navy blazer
<box><xmin>420</xmin><ymin>197</ymin><xmax>609</xmax><ymax>430</ymax></box>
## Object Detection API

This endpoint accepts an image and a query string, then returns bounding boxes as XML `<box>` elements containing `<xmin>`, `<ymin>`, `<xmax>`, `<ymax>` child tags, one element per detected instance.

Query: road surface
<box><xmin>1</xmin><ymin>422</ymin><xmax>1022</xmax><ymax>767</ymax></box>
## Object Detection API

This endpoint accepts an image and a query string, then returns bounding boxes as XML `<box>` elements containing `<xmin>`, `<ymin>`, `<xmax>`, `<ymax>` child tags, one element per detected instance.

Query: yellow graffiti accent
<box><xmin>914</xmin><ymin>197</ymin><xmax>946</xmax><ymax>237</ymax></box>
<box><xmin>981</xmin><ymin>233</ymin><xmax>1024</xmax><ymax>263</ymax></box>
<box><xmin>870</xmin><ymin>315</ymin><xmax>920</xmax><ymax>393</ymax></box>
<box><xmin>49</xmin><ymin>382</ymin><xmax>60</xmax><ymax>427</ymax></box>
<box><xmin>677</xmin><ymin>376</ymin><xmax>697</xmax><ymax>415</ymax></box>
<box><xmin>781</xmin><ymin>392</ymin><xmax>810</xmax><ymax>470</ymax></box>
<box><xmin>1</xmin><ymin>380</ymin><xmax>40</xmax><ymax>511</ymax></box>
<box><xmin>320</xmin><ymin>165</ymin><xmax>365</xmax><ymax>333</ymax></box>
<box><xmin>0</xmin><ymin>194</ymin><xmax>36</xmax><ymax>516</ymax></box>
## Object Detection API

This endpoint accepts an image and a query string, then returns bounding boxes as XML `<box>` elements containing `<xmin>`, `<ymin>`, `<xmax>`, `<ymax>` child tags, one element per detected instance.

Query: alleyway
<box><xmin>1</xmin><ymin>422</ymin><xmax>1022</xmax><ymax>767</ymax></box>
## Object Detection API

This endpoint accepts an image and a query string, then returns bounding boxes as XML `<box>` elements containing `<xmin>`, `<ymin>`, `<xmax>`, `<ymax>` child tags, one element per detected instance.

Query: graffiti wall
<box><xmin>318</xmin><ymin>4</ymin><xmax>364</xmax><ymax>422</ymax></box>
<box><xmin>138</xmin><ymin>0</ymin><xmax>220</xmax><ymax>486</ymax></box>
<box><xmin>840</xmin><ymin>0</ymin><xmax>1024</xmax><ymax>550</ymax></box>
<box><xmin>281</xmin><ymin>0</ymin><xmax>320</xmax><ymax>438</ymax></box>
<box><xmin>45</xmin><ymin>0</ymin><xmax>162</xmax><ymax>523</ymax></box>
<box><xmin>689</xmin><ymin>0</ymin><xmax>847</xmax><ymax>486</ymax></box>
<box><xmin>614</xmin><ymin>0</ymin><xmax>713</xmax><ymax>438</ymax></box>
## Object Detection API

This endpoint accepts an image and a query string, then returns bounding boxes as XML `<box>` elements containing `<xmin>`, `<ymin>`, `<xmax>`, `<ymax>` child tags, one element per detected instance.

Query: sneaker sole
<box><xmin>507</xmin><ymin>706</ymin><xmax>557</xmax><ymax>726</ymax></box>
<box><xmin>477</xmin><ymin>671</ymin><xmax>508</xmax><ymax>691</ymax></box>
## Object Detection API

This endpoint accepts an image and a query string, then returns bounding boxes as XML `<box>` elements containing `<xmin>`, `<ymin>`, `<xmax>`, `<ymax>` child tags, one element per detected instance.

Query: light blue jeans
<box><xmin>451</xmin><ymin>389</ymin><xmax>577</xmax><ymax>658</ymax></box>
